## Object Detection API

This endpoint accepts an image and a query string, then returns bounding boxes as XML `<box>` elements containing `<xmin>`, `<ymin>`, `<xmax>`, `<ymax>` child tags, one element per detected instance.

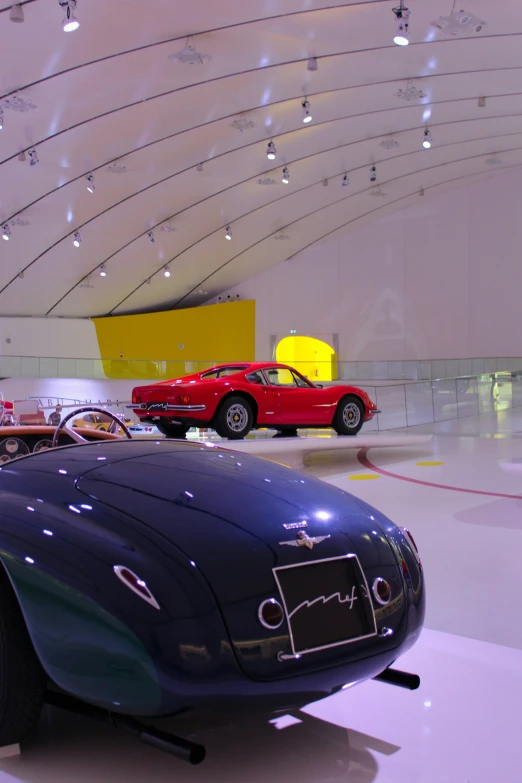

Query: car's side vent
<box><xmin>113</xmin><ymin>565</ymin><xmax>160</xmax><ymax>610</ymax></box>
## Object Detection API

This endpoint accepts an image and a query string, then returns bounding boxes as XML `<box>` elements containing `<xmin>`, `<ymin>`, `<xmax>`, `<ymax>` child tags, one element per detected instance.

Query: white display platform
<box><xmin>228</xmin><ymin>434</ymin><xmax>433</xmax><ymax>469</ymax></box>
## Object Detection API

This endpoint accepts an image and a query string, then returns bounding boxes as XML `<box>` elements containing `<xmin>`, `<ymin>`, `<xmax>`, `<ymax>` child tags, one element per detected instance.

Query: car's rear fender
<box><xmin>212</xmin><ymin>390</ymin><xmax>258</xmax><ymax>426</ymax></box>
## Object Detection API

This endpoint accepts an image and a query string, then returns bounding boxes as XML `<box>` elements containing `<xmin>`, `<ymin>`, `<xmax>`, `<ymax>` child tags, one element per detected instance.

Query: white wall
<box><xmin>0</xmin><ymin>317</ymin><xmax>100</xmax><ymax>359</ymax></box>
<box><xmin>210</xmin><ymin>170</ymin><xmax>522</xmax><ymax>362</ymax></box>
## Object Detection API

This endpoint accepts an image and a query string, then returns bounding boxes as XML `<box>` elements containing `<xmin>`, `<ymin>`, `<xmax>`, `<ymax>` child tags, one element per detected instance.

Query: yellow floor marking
<box><xmin>348</xmin><ymin>474</ymin><xmax>380</xmax><ymax>480</ymax></box>
<box><xmin>416</xmin><ymin>461</ymin><xmax>444</xmax><ymax>467</ymax></box>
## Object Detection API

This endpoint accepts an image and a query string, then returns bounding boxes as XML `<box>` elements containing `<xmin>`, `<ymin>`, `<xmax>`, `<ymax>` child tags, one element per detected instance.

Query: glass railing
<box><xmin>2</xmin><ymin>355</ymin><xmax>522</xmax><ymax>382</ymax></box>
<box><xmin>10</xmin><ymin>370</ymin><xmax>522</xmax><ymax>435</ymax></box>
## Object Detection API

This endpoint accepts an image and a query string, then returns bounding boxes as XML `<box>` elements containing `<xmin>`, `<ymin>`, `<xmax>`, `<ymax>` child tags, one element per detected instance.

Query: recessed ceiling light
<box><xmin>431</xmin><ymin>10</ymin><xmax>486</xmax><ymax>37</ymax></box>
<box><xmin>168</xmin><ymin>38</ymin><xmax>211</xmax><ymax>65</ymax></box>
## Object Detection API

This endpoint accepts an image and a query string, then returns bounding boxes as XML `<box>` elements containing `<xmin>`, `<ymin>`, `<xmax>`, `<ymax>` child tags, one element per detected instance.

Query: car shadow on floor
<box><xmin>3</xmin><ymin>703</ymin><xmax>389</xmax><ymax>783</ymax></box>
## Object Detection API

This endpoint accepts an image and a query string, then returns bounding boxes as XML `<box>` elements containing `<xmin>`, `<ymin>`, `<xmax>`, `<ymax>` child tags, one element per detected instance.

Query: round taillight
<box><xmin>372</xmin><ymin>577</ymin><xmax>392</xmax><ymax>606</ymax></box>
<box><xmin>258</xmin><ymin>598</ymin><xmax>284</xmax><ymax>630</ymax></box>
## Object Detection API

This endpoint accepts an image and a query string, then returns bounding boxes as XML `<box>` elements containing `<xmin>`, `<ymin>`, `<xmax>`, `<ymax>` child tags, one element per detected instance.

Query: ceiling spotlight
<box><xmin>18</xmin><ymin>271</ymin><xmax>24</xmax><ymax>279</ymax></box>
<box><xmin>85</xmin><ymin>174</ymin><xmax>95</xmax><ymax>193</ymax></box>
<box><xmin>168</xmin><ymin>38</ymin><xmax>211</xmax><ymax>65</ymax></box>
<box><xmin>266</xmin><ymin>141</ymin><xmax>277</xmax><ymax>160</ymax></box>
<box><xmin>59</xmin><ymin>0</ymin><xmax>80</xmax><ymax>32</ymax></box>
<box><xmin>148</xmin><ymin>231</ymin><xmax>155</xmax><ymax>244</ymax></box>
<box><xmin>380</xmin><ymin>135</ymin><xmax>400</xmax><ymax>150</ymax></box>
<box><xmin>419</xmin><ymin>186</ymin><xmax>425</xmax><ymax>196</ymax></box>
<box><xmin>28</xmin><ymin>148</ymin><xmax>39</xmax><ymax>166</ymax></box>
<box><xmin>225</xmin><ymin>226</ymin><xmax>232</xmax><ymax>240</ymax></box>
<box><xmin>17</xmin><ymin>151</ymin><xmax>26</xmax><ymax>162</ymax></box>
<box><xmin>322</xmin><ymin>178</ymin><xmax>329</xmax><ymax>187</ymax></box>
<box><xmin>423</xmin><ymin>128</ymin><xmax>432</xmax><ymax>149</ymax></box>
<box><xmin>307</xmin><ymin>57</ymin><xmax>318</xmax><ymax>71</ymax></box>
<box><xmin>73</xmin><ymin>231</ymin><xmax>81</xmax><ymax>247</ymax></box>
<box><xmin>0</xmin><ymin>110</ymin><xmax>3</xmax><ymax>131</ymax></box>
<box><xmin>2</xmin><ymin>224</ymin><xmax>11</xmax><ymax>241</ymax></box>
<box><xmin>99</xmin><ymin>264</ymin><xmax>107</xmax><ymax>277</ymax></box>
<box><xmin>342</xmin><ymin>173</ymin><xmax>349</xmax><ymax>188</ymax></box>
<box><xmin>478</xmin><ymin>96</ymin><xmax>486</xmax><ymax>108</ymax></box>
<box><xmin>370</xmin><ymin>165</ymin><xmax>377</xmax><ymax>182</ymax></box>
<box><xmin>392</xmin><ymin>2</ymin><xmax>410</xmax><ymax>46</ymax></box>
<box><xmin>302</xmin><ymin>99</ymin><xmax>312</xmax><ymax>124</ymax></box>
<box><xmin>431</xmin><ymin>10</ymin><xmax>486</xmax><ymax>37</ymax></box>
<box><xmin>196</xmin><ymin>162</ymin><xmax>203</xmax><ymax>171</ymax></box>
<box><xmin>164</xmin><ymin>266</ymin><xmax>171</xmax><ymax>278</ymax></box>
<box><xmin>282</xmin><ymin>167</ymin><xmax>290</xmax><ymax>184</ymax></box>
<box><xmin>9</xmin><ymin>4</ymin><xmax>24</xmax><ymax>22</ymax></box>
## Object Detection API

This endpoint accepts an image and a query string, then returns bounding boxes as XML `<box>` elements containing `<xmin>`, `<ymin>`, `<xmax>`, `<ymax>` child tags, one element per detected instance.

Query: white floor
<box><xmin>2</xmin><ymin>409</ymin><xmax>522</xmax><ymax>782</ymax></box>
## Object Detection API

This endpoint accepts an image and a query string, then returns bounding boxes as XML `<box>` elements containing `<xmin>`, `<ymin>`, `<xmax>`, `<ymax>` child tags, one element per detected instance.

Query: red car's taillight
<box><xmin>177</xmin><ymin>395</ymin><xmax>190</xmax><ymax>405</ymax></box>
<box><xmin>132</xmin><ymin>394</ymin><xmax>141</xmax><ymax>404</ymax></box>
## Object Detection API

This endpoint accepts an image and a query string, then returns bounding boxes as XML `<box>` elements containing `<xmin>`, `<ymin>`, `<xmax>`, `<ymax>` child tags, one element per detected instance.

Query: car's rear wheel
<box><xmin>333</xmin><ymin>395</ymin><xmax>364</xmax><ymax>436</ymax></box>
<box><xmin>0</xmin><ymin>568</ymin><xmax>46</xmax><ymax>746</ymax></box>
<box><xmin>155</xmin><ymin>419</ymin><xmax>191</xmax><ymax>439</ymax></box>
<box><xmin>214</xmin><ymin>397</ymin><xmax>253</xmax><ymax>439</ymax></box>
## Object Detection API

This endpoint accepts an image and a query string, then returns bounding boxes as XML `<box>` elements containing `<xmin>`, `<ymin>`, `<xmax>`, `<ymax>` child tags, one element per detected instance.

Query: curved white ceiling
<box><xmin>0</xmin><ymin>0</ymin><xmax>520</xmax><ymax>317</ymax></box>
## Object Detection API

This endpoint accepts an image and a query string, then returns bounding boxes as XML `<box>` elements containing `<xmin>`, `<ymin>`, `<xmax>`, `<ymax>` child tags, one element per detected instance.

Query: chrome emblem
<box><xmin>279</xmin><ymin>530</ymin><xmax>331</xmax><ymax>550</ymax></box>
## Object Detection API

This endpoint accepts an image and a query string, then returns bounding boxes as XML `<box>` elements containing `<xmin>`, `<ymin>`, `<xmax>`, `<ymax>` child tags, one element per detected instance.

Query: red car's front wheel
<box><xmin>333</xmin><ymin>395</ymin><xmax>364</xmax><ymax>436</ymax></box>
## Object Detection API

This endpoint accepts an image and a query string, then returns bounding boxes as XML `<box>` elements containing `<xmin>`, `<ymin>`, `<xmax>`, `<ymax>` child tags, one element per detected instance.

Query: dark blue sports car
<box><xmin>0</xmin><ymin>435</ymin><xmax>424</xmax><ymax>764</ymax></box>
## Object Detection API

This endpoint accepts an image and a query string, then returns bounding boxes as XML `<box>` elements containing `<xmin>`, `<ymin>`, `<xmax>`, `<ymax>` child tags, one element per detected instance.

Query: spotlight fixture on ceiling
<box><xmin>431</xmin><ymin>10</ymin><xmax>486</xmax><ymax>37</ymax></box>
<box><xmin>17</xmin><ymin>151</ymin><xmax>25</xmax><ymax>162</ymax></box>
<box><xmin>230</xmin><ymin>115</ymin><xmax>257</xmax><ymax>132</ymax></box>
<box><xmin>302</xmin><ymin>99</ymin><xmax>312</xmax><ymax>124</ymax></box>
<box><xmin>395</xmin><ymin>83</ymin><xmax>426</xmax><ymax>102</ymax></box>
<box><xmin>164</xmin><ymin>266</ymin><xmax>171</xmax><ymax>278</ymax></box>
<box><xmin>478</xmin><ymin>96</ymin><xmax>486</xmax><ymax>108</ymax></box>
<box><xmin>148</xmin><ymin>231</ymin><xmax>155</xmax><ymax>244</ymax></box>
<box><xmin>99</xmin><ymin>264</ymin><xmax>107</xmax><ymax>277</ymax></box>
<box><xmin>168</xmin><ymin>38</ymin><xmax>211</xmax><ymax>65</ymax></box>
<box><xmin>85</xmin><ymin>174</ymin><xmax>95</xmax><ymax>193</ymax></box>
<box><xmin>419</xmin><ymin>186</ymin><xmax>425</xmax><ymax>196</ymax></box>
<box><xmin>392</xmin><ymin>1</ymin><xmax>410</xmax><ymax>46</ymax></box>
<box><xmin>196</xmin><ymin>162</ymin><xmax>204</xmax><ymax>171</ymax></box>
<box><xmin>0</xmin><ymin>109</ymin><xmax>3</xmax><ymax>131</ymax></box>
<box><xmin>9</xmin><ymin>4</ymin><xmax>24</xmax><ymax>22</ymax></box>
<box><xmin>322</xmin><ymin>178</ymin><xmax>329</xmax><ymax>187</ymax></box>
<box><xmin>380</xmin><ymin>135</ymin><xmax>400</xmax><ymax>150</ymax></box>
<box><xmin>282</xmin><ymin>167</ymin><xmax>290</xmax><ymax>184</ymax></box>
<box><xmin>2</xmin><ymin>224</ymin><xmax>11</xmax><ymax>241</ymax></box>
<box><xmin>73</xmin><ymin>231</ymin><xmax>81</xmax><ymax>247</ymax></box>
<box><xmin>59</xmin><ymin>0</ymin><xmax>80</xmax><ymax>32</ymax></box>
<box><xmin>225</xmin><ymin>226</ymin><xmax>232</xmax><ymax>240</ymax></box>
<box><xmin>18</xmin><ymin>271</ymin><xmax>24</xmax><ymax>279</ymax></box>
<box><xmin>145</xmin><ymin>277</ymin><xmax>151</xmax><ymax>285</ymax></box>
<box><xmin>422</xmin><ymin>128</ymin><xmax>432</xmax><ymax>149</ymax></box>
<box><xmin>266</xmin><ymin>141</ymin><xmax>277</xmax><ymax>160</ymax></box>
<box><xmin>369</xmin><ymin>165</ymin><xmax>377</xmax><ymax>182</ymax></box>
<box><xmin>342</xmin><ymin>173</ymin><xmax>349</xmax><ymax>188</ymax></box>
<box><xmin>28</xmin><ymin>148</ymin><xmax>39</xmax><ymax>167</ymax></box>
<box><xmin>307</xmin><ymin>57</ymin><xmax>318</xmax><ymax>71</ymax></box>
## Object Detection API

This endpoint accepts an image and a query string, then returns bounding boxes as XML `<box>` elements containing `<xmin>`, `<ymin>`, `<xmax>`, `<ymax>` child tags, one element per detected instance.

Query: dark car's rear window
<box><xmin>200</xmin><ymin>366</ymin><xmax>249</xmax><ymax>380</ymax></box>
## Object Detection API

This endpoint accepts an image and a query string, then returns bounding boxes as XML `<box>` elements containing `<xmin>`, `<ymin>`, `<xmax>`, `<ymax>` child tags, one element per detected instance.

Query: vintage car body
<box><xmin>0</xmin><ymin>438</ymin><xmax>424</xmax><ymax>750</ymax></box>
<box><xmin>131</xmin><ymin>362</ymin><xmax>379</xmax><ymax>439</ymax></box>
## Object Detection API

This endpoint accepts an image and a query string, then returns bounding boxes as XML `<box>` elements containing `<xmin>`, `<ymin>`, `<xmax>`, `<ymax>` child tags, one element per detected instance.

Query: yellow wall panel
<box><xmin>93</xmin><ymin>301</ymin><xmax>255</xmax><ymax>379</ymax></box>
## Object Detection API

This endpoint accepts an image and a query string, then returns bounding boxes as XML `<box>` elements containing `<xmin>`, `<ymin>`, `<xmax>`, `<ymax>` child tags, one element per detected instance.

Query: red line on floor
<box><xmin>357</xmin><ymin>449</ymin><xmax>522</xmax><ymax>500</ymax></box>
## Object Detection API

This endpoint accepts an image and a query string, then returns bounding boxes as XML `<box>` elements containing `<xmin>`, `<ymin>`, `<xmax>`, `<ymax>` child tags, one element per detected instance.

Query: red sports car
<box><xmin>130</xmin><ymin>362</ymin><xmax>379</xmax><ymax>439</ymax></box>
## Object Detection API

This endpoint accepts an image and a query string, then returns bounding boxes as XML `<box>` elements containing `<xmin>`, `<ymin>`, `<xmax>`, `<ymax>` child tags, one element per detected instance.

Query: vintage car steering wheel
<box><xmin>52</xmin><ymin>406</ymin><xmax>133</xmax><ymax>448</ymax></box>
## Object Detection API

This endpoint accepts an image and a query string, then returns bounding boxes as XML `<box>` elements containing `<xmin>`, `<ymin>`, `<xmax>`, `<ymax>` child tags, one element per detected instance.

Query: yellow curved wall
<box><xmin>276</xmin><ymin>336</ymin><xmax>336</xmax><ymax>381</ymax></box>
<box><xmin>93</xmin><ymin>300</ymin><xmax>255</xmax><ymax>379</ymax></box>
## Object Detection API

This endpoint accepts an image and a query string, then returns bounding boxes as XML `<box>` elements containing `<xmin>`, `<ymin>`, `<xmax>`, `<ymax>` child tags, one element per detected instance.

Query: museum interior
<box><xmin>0</xmin><ymin>0</ymin><xmax>520</xmax><ymax>781</ymax></box>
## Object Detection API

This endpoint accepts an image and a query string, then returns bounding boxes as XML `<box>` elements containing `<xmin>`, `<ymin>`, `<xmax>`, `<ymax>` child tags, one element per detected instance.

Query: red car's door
<box><xmin>243</xmin><ymin>370</ymin><xmax>280</xmax><ymax>424</ymax></box>
<box><xmin>264</xmin><ymin>367</ymin><xmax>331</xmax><ymax>425</ymax></box>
